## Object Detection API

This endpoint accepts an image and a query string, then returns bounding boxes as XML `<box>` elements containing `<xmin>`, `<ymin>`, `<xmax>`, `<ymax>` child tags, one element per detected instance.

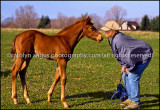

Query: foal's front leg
<box><xmin>58</xmin><ymin>59</ymin><xmax>69</xmax><ymax>108</ymax></box>
<box><xmin>48</xmin><ymin>66</ymin><xmax>60</xmax><ymax>102</ymax></box>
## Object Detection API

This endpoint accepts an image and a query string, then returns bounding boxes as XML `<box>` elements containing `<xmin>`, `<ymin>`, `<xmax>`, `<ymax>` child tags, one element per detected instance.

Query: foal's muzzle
<box><xmin>97</xmin><ymin>34</ymin><xmax>103</xmax><ymax>42</ymax></box>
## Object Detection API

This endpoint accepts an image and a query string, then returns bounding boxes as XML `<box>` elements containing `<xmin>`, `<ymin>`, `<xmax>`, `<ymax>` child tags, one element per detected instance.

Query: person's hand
<box><xmin>126</xmin><ymin>70</ymin><xmax>130</xmax><ymax>74</ymax></box>
<box><xmin>121</xmin><ymin>66</ymin><xmax>126</xmax><ymax>74</ymax></box>
<box><xmin>121</xmin><ymin>66</ymin><xmax>130</xmax><ymax>74</ymax></box>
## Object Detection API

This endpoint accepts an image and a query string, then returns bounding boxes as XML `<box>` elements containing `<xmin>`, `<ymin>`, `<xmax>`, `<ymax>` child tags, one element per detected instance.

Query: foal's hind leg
<box><xmin>48</xmin><ymin>64</ymin><xmax>60</xmax><ymax>102</ymax></box>
<box><xmin>19</xmin><ymin>58</ymin><xmax>32</xmax><ymax>104</ymax></box>
<box><xmin>11</xmin><ymin>57</ymin><xmax>24</xmax><ymax>104</ymax></box>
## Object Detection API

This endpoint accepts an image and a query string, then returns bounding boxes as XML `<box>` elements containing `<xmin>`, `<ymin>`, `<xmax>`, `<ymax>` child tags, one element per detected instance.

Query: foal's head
<box><xmin>83</xmin><ymin>17</ymin><xmax>103</xmax><ymax>42</ymax></box>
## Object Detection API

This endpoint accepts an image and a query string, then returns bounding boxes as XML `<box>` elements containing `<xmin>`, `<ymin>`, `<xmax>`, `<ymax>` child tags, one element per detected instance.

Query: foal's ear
<box><xmin>86</xmin><ymin>16</ymin><xmax>92</xmax><ymax>23</ymax></box>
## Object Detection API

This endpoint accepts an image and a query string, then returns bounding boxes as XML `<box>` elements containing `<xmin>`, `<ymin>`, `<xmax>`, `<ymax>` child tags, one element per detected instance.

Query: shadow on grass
<box><xmin>140</xmin><ymin>94</ymin><xmax>159</xmax><ymax>109</ymax></box>
<box><xmin>29</xmin><ymin>91</ymin><xmax>114</xmax><ymax>107</ymax></box>
<box><xmin>1</xmin><ymin>70</ymin><xmax>11</xmax><ymax>78</ymax></box>
<box><xmin>18</xmin><ymin>92</ymin><xmax>159</xmax><ymax>109</ymax></box>
<box><xmin>66</xmin><ymin>91</ymin><xmax>114</xmax><ymax>107</ymax></box>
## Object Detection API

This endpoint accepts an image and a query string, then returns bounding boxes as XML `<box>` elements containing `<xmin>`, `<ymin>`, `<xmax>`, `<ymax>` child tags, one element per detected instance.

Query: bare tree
<box><xmin>89</xmin><ymin>13</ymin><xmax>103</xmax><ymax>30</ymax></box>
<box><xmin>15</xmin><ymin>5</ymin><xmax>38</xmax><ymax>28</ymax></box>
<box><xmin>67</xmin><ymin>16</ymin><xmax>77</xmax><ymax>25</ymax></box>
<box><xmin>2</xmin><ymin>17</ymin><xmax>10</xmax><ymax>28</ymax></box>
<box><xmin>57</xmin><ymin>12</ymin><xmax>68</xmax><ymax>28</ymax></box>
<box><xmin>104</xmin><ymin>5</ymin><xmax>127</xmax><ymax>25</ymax></box>
<box><xmin>134</xmin><ymin>17</ymin><xmax>141</xmax><ymax>26</ymax></box>
<box><xmin>51</xmin><ymin>12</ymin><xmax>77</xmax><ymax>29</ymax></box>
<box><xmin>1</xmin><ymin>17</ymin><xmax>17</xmax><ymax>28</ymax></box>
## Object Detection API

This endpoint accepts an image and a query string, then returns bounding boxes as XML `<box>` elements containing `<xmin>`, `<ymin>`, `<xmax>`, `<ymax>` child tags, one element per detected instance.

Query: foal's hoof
<box><xmin>27</xmin><ymin>102</ymin><xmax>32</xmax><ymax>104</ymax></box>
<box><xmin>26</xmin><ymin>99</ymin><xmax>32</xmax><ymax>104</ymax></box>
<box><xmin>13</xmin><ymin>99</ymin><xmax>18</xmax><ymax>104</ymax></box>
<box><xmin>48</xmin><ymin>97</ymin><xmax>51</xmax><ymax>103</ymax></box>
<box><xmin>48</xmin><ymin>99</ymin><xmax>52</xmax><ymax>103</ymax></box>
<box><xmin>64</xmin><ymin>105</ymin><xmax>69</xmax><ymax>109</ymax></box>
<box><xmin>14</xmin><ymin>102</ymin><xmax>18</xmax><ymax>105</ymax></box>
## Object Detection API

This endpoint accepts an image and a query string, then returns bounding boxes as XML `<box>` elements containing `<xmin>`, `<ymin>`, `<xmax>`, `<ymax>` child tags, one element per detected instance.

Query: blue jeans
<box><xmin>122</xmin><ymin>61</ymin><xmax>150</xmax><ymax>105</ymax></box>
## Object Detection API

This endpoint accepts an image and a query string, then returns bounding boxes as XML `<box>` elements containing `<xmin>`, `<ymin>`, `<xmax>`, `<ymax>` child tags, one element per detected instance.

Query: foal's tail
<box><xmin>10</xmin><ymin>35</ymin><xmax>18</xmax><ymax>61</ymax></box>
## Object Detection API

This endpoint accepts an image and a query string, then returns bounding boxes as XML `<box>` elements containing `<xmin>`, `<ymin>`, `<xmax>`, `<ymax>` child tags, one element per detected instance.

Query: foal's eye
<box><xmin>91</xmin><ymin>27</ymin><xmax>95</xmax><ymax>30</ymax></box>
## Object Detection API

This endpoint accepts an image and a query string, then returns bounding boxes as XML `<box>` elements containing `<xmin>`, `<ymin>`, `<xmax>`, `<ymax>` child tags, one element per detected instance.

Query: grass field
<box><xmin>1</xmin><ymin>28</ymin><xmax>159</xmax><ymax>109</ymax></box>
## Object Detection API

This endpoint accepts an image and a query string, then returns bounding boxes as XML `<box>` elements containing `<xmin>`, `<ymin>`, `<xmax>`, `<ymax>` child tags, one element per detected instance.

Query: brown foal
<box><xmin>10</xmin><ymin>17</ymin><xmax>103</xmax><ymax>108</ymax></box>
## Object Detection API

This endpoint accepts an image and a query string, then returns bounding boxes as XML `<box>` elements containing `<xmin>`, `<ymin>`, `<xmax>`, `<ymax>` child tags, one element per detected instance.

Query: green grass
<box><xmin>1</xmin><ymin>29</ymin><xmax>159</xmax><ymax>109</ymax></box>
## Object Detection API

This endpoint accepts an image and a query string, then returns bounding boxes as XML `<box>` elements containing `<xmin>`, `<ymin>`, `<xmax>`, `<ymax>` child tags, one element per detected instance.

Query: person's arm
<box><xmin>115</xmin><ymin>43</ymin><xmax>134</xmax><ymax>73</ymax></box>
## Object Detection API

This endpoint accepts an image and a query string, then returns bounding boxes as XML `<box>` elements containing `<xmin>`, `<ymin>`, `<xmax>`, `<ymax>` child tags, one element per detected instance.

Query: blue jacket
<box><xmin>110</xmin><ymin>32</ymin><xmax>153</xmax><ymax>71</ymax></box>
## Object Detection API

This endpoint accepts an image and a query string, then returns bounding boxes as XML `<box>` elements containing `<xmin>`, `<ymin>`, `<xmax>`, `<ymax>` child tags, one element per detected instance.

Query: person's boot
<box><xmin>123</xmin><ymin>101</ymin><xmax>139</xmax><ymax>109</ymax></box>
<box><xmin>120</xmin><ymin>99</ymin><xmax>131</xmax><ymax>106</ymax></box>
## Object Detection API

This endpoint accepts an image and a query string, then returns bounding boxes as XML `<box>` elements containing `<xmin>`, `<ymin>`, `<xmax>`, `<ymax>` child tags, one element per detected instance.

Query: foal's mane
<box><xmin>58</xmin><ymin>17</ymin><xmax>92</xmax><ymax>34</ymax></box>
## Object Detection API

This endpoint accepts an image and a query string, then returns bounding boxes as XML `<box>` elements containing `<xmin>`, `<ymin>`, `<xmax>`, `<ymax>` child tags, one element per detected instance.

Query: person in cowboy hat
<box><xmin>101</xmin><ymin>20</ymin><xmax>153</xmax><ymax>109</ymax></box>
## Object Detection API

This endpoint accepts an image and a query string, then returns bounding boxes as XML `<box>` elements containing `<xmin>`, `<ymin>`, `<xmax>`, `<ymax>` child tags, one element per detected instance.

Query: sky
<box><xmin>1</xmin><ymin>1</ymin><xmax>159</xmax><ymax>22</ymax></box>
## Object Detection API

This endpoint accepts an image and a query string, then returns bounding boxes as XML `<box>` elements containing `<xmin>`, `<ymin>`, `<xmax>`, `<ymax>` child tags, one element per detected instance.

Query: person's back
<box><xmin>110</xmin><ymin>32</ymin><xmax>153</xmax><ymax>71</ymax></box>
